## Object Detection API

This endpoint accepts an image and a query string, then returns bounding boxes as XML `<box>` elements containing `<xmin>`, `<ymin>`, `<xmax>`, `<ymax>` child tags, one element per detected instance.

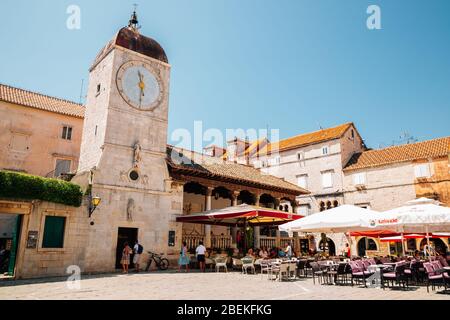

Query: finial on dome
<box><xmin>128</xmin><ymin>4</ymin><xmax>141</xmax><ymax>32</ymax></box>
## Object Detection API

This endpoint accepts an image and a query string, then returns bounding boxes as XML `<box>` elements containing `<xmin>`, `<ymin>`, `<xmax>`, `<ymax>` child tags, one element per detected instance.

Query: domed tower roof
<box><xmin>91</xmin><ymin>11</ymin><xmax>168</xmax><ymax>70</ymax></box>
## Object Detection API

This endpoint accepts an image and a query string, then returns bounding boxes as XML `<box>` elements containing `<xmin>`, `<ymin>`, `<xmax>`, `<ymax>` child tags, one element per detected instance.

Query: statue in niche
<box><xmin>133</xmin><ymin>142</ymin><xmax>142</xmax><ymax>168</ymax></box>
<box><xmin>120</xmin><ymin>171</ymin><xmax>128</xmax><ymax>182</ymax></box>
<box><xmin>127</xmin><ymin>198</ymin><xmax>135</xmax><ymax>221</ymax></box>
<box><xmin>141</xmin><ymin>174</ymin><xmax>149</xmax><ymax>185</ymax></box>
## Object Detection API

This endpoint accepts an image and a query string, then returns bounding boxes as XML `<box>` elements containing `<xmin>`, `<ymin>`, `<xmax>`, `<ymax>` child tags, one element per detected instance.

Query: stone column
<box><xmin>204</xmin><ymin>187</ymin><xmax>214</xmax><ymax>248</ymax></box>
<box><xmin>254</xmin><ymin>193</ymin><xmax>261</xmax><ymax>207</ymax></box>
<box><xmin>274</xmin><ymin>197</ymin><xmax>281</xmax><ymax>210</ymax></box>
<box><xmin>291</xmin><ymin>199</ymin><xmax>298</xmax><ymax>214</ymax></box>
<box><xmin>276</xmin><ymin>229</ymin><xmax>281</xmax><ymax>248</ymax></box>
<box><xmin>293</xmin><ymin>232</ymin><xmax>300</xmax><ymax>255</ymax></box>
<box><xmin>230</xmin><ymin>191</ymin><xmax>240</xmax><ymax>245</ymax></box>
<box><xmin>252</xmin><ymin>193</ymin><xmax>262</xmax><ymax>248</ymax></box>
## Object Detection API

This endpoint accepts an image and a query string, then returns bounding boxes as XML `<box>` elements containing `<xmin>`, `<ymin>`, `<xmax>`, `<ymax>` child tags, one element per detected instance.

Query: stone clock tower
<box><xmin>75</xmin><ymin>12</ymin><xmax>182</xmax><ymax>272</ymax></box>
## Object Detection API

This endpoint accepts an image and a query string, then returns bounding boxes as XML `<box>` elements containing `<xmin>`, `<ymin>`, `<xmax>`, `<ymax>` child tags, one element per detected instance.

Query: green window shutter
<box><xmin>42</xmin><ymin>216</ymin><xmax>66</xmax><ymax>248</ymax></box>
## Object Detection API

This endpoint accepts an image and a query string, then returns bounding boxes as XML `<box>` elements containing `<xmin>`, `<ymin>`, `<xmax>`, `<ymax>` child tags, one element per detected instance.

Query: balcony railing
<box><xmin>260</xmin><ymin>237</ymin><xmax>277</xmax><ymax>249</ymax></box>
<box><xmin>211</xmin><ymin>235</ymin><xmax>232</xmax><ymax>249</ymax></box>
<box><xmin>183</xmin><ymin>235</ymin><xmax>204</xmax><ymax>250</ymax></box>
<box><xmin>183</xmin><ymin>234</ymin><xmax>296</xmax><ymax>250</ymax></box>
<box><xmin>182</xmin><ymin>234</ymin><xmax>232</xmax><ymax>250</ymax></box>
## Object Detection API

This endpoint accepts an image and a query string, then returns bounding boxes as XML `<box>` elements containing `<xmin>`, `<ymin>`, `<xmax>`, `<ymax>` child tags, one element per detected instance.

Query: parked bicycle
<box><xmin>145</xmin><ymin>251</ymin><xmax>170</xmax><ymax>271</ymax></box>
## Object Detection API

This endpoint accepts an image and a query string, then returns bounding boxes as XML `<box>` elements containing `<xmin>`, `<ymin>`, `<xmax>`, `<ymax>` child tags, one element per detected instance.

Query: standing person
<box><xmin>121</xmin><ymin>242</ymin><xmax>132</xmax><ymax>274</ymax></box>
<box><xmin>196</xmin><ymin>241</ymin><xmax>207</xmax><ymax>272</ymax></box>
<box><xmin>285</xmin><ymin>242</ymin><xmax>293</xmax><ymax>259</ymax></box>
<box><xmin>346</xmin><ymin>243</ymin><xmax>351</xmax><ymax>258</ymax></box>
<box><xmin>133</xmin><ymin>240</ymin><xmax>143</xmax><ymax>273</ymax></box>
<box><xmin>178</xmin><ymin>241</ymin><xmax>190</xmax><ymax>273</ymax></box>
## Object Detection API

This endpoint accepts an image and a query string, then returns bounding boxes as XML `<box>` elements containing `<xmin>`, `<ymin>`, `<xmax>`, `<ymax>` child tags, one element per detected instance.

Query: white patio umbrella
<box><xmin>371</xmin><ymin>199</ymin><xmax>450</xmax><ymax>258</ymax></box>
<box><xmin>372</xmin><ymin>202</ymin><xmax>450</xmax><ymax>234</ymax></box>
<box><xmin>279</xmin><ymin>205</ymin><xmax>380</xmax><ymax>233</ymax></box>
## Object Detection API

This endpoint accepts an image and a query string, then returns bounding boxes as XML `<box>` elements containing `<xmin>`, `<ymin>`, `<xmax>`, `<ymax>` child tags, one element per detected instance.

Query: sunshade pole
<box><xmin>426</xmin><ymin>226</ymin><xmax>431</xmax><ymax>261</ymax></box>
<box><xmin>401</xmin><ymin>233</ymin><xmax>406</xmax><ymax>257</ymax></box>
<box><xmin>244</xmin><ymin>218</ymin><xmax>247</xmax><ymax>254</ymax></box>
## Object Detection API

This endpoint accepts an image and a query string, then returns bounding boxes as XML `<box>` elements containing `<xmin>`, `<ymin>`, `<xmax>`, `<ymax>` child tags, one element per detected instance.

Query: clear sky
<box><xmin>1</xmin><ymin>0</ymin><xmax>449</xmax><ymax>150</ymax></box>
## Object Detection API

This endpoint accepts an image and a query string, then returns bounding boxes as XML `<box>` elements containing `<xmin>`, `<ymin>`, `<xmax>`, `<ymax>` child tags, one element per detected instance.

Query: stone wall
<box><xmin>415</xmin><ymin>157</ymin><xmax>450</xmax><ymax>206</ymax></box>
<box><xmin>13</xmin><ymin>201</ymin><xmax>88</xmax><ymax>279</ymax></box>
<box><xmin>343</xmin><ymin>162</ymin><xmax>417</xmax><ymax>211</ymax></box>
<box><xmin>0</xmin><ymin>101</ymin><xmax>83</xmax><ymax>177</ymax></box>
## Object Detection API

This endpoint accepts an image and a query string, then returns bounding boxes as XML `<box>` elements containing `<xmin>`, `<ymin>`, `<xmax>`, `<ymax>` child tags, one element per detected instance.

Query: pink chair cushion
<box><xmin>383</xmin><ymin>272</ymin><xmax>396</xmax><ymax>278</ymax></box>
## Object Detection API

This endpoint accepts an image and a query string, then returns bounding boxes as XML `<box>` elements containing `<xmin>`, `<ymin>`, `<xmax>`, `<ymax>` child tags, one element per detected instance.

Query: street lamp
<box><xmin>89</xmin><ymin>196</ymin><xmax>102</xmax><ymax>218</ymax></box>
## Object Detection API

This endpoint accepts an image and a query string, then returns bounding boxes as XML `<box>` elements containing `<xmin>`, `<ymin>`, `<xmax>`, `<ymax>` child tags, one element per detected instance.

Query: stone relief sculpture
<box><xmin>133</xmin><ymin>141</ymin><xmax>142</xmax><ymax>168</ymax></box>
<box><xmin>141</xmin><ymin>174</ymin><xmax>149</xmax><ymax>185</ymax></box>
<box><xmin>127</xmin><ymin>198</ymin><xmax>135</xmax><ymax>221</ymax></box>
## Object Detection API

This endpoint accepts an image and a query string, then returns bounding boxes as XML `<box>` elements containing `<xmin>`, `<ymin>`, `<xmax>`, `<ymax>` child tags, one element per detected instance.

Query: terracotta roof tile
<box><xmin>167</xmin><ymin>146</ymin><xmax>309</xmax><ymax>195</ymax></box>
<box><xmin>344</xmin><ymin>137</ymin><xmax>450</xmax><ymax>171</ymax></box>
<box><xmin>0</xmin><ymin>83</ymin><xmax>85</xmax><ymax>118</ymax></box>
<box><xmin>258</xmin><ymin>123</ymin><xmax>354</xmax><ymax>156</ymax></box>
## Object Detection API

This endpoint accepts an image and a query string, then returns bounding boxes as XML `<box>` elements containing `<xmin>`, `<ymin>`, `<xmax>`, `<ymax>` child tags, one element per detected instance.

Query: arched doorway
<box><xmin>419</xmin><ymin>238</ymin><xmax>447</xmax><ymax>255</ymax></box>
<box><xmin>318</xmin><ymin>238</ymin><xmax>336</xmax><ymax>256</ymax></box>
<box><xmin>357</xmin><ymin>237</ymin><xmax>378</xmax><ymax>257</ymax></box>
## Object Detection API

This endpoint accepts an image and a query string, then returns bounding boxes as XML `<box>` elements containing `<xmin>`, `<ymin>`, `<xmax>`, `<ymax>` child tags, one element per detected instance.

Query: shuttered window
<box><xmin>322</xmin><ymin>171</ymin><xmax>333</xmax><ymax>189</ymax></box>
<box><xmin>353</xmin><ymin>172</ymin><xmax>367</xmax><ymax>185</ymax></box>
<box><xmin>414</xmin><ymin>164</ymin><xmax>430</xmax><ymax>178</ymax></box>
<box><xmin>42</xmin><ymin>216</ymin><xmax>66</xmax><ymax>248</ymax></box>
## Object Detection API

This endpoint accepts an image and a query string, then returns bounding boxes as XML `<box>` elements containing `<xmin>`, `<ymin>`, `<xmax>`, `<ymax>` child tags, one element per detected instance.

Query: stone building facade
<box><xmin>250</xmin><ymin>123</ymin><xmax>366</xmax><ymax>255</ymax></box>
<box><xmin>0</xmin><ymin>84</ymin><xmax>84</xmax><ymax>177</ymax></box>
<box><xmin>343</xmin><ymin>137</ymin><xmax>450</xmax><ymax>256</ymax></box>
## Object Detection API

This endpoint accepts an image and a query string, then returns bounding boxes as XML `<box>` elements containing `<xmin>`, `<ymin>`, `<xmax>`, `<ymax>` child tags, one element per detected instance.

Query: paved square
<box><xmin>1</xmin><ymin>271</ymin><xmax>449</xmax><ymax>300</ymax></box>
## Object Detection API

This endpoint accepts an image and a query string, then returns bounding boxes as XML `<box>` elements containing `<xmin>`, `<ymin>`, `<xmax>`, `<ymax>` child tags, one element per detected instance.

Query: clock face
<box><xmin>117</xmin><ymin>61</ymin><xmax>162</xmax><ymax>111</ymax></box>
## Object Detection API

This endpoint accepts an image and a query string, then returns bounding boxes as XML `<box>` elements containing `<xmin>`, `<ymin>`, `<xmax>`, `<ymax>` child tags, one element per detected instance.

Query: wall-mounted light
<box><xmin>89</xmin><ymin>196</ymin><xmax>102</xmax><ymax>218</ymax></box>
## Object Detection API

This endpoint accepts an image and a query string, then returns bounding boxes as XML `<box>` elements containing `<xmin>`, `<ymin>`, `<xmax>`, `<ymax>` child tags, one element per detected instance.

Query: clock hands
<box><xmin>137</xmin><ymin>71</ymin><xmax>146</xmax><ymax>107</ymax></box>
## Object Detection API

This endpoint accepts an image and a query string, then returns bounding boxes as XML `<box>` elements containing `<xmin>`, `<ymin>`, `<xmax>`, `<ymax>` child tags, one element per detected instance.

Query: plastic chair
<box><xmin>241</xmin><ymin>257</ymin><xmax>256</xmax><ymax>275</ymax></box>
<box><xmin>214</xmin><ymin>256</ymin><xmax>228</xmax><ymax>273</ymax></box>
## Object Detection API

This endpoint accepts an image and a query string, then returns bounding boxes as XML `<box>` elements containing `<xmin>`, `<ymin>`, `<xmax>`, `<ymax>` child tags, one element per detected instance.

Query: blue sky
<box><xmin>0</xmin><ymin>0</ymin><xmax>449</xmax><ymax>150</ymax></box>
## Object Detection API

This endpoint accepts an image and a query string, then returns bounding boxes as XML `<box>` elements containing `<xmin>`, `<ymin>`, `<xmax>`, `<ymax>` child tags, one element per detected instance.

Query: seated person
<box><xmin>247</xmin><ymin>248</ymin><xmax>255</xmax><ymax>258</ymax></box>
<box><xmin>259</xmin><ymin>247</ymin><xmax>269</xmax><ymax>259</ymax></box>
<box><xmin>269</xmin><ymin>247</ymin><xmax>278</xmax><ymax>258</ymax></box>
<box><xmin>278</xmin><ymin>248</ymin><xmax>286</xmax><ymax>258</ymax></box>
<box><xmin>413</xmin><ymin>250</ymin><xmax>421</xmax><ymax>261</ymax></box>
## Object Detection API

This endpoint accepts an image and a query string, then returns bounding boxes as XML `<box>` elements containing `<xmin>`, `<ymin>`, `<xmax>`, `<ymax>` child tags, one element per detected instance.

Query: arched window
<box><xmin>326</xmin><ymin>201</ymin><xmax>332</xmax><ymax>210</ymax></box>
<box><xmin>284</xmin><ymin>205</ymin><xmax>289</xmax><ymax>212</ymax></box>
<box><xmin>333</xmin><ymin>200</ymin><xmax>339</xmax><ymax>208</ymax></box>
<box><xmin>357</xmin><ymin>237</ymin><xmax>378</xmax><ymax>257</ymax></box>
<box><xmin>320</xmin><ymin>202</ymin><xmax>326</xmax><ymax>212</ymax></box>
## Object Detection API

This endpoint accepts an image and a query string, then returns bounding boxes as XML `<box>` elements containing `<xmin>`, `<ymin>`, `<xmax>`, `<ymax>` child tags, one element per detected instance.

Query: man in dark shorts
<box><xmin>196</xmin><ymin>241</ymin><xmax>207</xmax><ymax>272</ymax></box>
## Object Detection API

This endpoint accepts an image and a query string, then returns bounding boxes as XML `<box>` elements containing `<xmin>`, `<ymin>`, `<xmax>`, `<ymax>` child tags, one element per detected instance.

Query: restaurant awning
<box><xmin>176</xmin><ymin>204</ymin><xmax>304</xmax><ymax>227</ymax></box>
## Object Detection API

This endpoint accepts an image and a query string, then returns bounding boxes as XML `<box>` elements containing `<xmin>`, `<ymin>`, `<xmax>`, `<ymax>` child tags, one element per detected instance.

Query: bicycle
<box><xmin>145</xmin><ymin>251</ymin><xmax>170</xmax><ymax>271</ymax></box>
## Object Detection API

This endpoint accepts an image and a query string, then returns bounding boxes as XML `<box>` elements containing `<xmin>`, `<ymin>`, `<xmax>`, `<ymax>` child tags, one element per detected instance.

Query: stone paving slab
<box><xmin>0</xmin><ymin>271</ymin><xmax>449</xmax><ymax>300</ymax></box>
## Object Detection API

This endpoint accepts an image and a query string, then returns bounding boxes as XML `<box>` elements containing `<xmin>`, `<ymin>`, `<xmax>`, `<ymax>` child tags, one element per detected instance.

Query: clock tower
<box><xmin>75</xmin><ymin>12</ymin><xmax>182</xmax><ymax>272</ymax></box>
<box><xmin>78</xmin><ymin>11</ymin><xmax>171</xmax><ymax>191</ymax></box>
